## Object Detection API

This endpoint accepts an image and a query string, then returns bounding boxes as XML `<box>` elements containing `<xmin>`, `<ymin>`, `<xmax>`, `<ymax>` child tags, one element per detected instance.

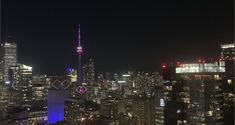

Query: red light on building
<box><xmin>218</xmin><ymin>56</ymin><xmax>223</xmax><ymax>61</ymax></box>
<box><xmin>198</xmin><ymin>59</ymin><xmax>202</xmax><ymax>63</ymax></box>
<box><xmin>162</xmin><ymin>64</ymin><xmax>166</xmax><ymax>69</ymax></box>
<box><xmin>176</xmin><ymin>61</ymin><xmax>182</xmax><ymax>67</ymax></box>
<box><xmin>198</xmin><ymin>58</ymin><xmax>206</xmax><ymax>63</ymax></box>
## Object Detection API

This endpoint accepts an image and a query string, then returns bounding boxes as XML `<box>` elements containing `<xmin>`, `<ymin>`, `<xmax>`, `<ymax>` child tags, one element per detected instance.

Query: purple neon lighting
<box><xmin>77</xmin><ymin>46</ymin><xmax>83</xmax><ymax>53</ymax></box>
<box><xmin>76</xmin><ymin>24</ymin><xmax>83</xmax><ymax>82</ymax></box>
<box><xmin>78</xmin><ymin>24</ymin><xmax>81</xmax><ymax>47</ymax></box>
<box><xmin>76</xmin><ymin>86</ymin><xmax>87</xmax><ymax>94</ymax></box>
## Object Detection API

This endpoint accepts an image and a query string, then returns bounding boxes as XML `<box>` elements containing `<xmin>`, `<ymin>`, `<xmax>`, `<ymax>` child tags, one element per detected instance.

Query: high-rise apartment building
<box><xmin>162</xmin><ymin>60</ymin><xmax>225</xmax><ymax>125</ymax></box>
<box><xmin>175</xmin><ymin>61</ymin><xmax>225</xmax><ymax>125</ymax></box>
<box><xmin>153</xmin><ymin>82</ymin><xmax>165</xmax><ymax>125</ymax></box>
<box><xmin>220</xmin><ymin>43</ymin><xmax>235</xmax><ymax>124</ymax></box>
<box><xmin>220</xmin><ymin>43</ymin><xmax>234</xmax><ymax>102</ymax></box>
<box><xmin>0</xmin><ymin>43</ymin><xmax>17</xmax><ymax>82</ymax></box>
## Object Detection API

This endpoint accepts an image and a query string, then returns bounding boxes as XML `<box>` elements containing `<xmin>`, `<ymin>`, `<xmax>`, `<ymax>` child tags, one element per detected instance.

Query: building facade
<box><xmin>0</xmin><ymin>43</ymin><xmax>17</xmax><ymax>82</ymax></box>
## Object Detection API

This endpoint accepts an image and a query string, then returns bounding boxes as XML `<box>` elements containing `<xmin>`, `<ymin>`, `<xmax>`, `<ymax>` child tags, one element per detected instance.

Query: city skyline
<box><xmin>0</xmin><ymin>39</ymin><xmax>234</xmax><ymax>124</ymax></box>
<box><xmin>1</xmin><ymin>0</ymin><xmax>234</xmax><ymax>74</ymax></box>
<box><xmin>0</xmin><ymin>1</ymin><xmax>234</xmax><ymax>125</ymax></box>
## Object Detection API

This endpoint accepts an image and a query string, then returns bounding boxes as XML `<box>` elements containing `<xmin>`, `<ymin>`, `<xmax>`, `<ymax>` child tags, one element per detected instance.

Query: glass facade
<box><xmin>176</xmin><ymin>61</ymin><xmax>225</xmax><ymax>74</ymax></box>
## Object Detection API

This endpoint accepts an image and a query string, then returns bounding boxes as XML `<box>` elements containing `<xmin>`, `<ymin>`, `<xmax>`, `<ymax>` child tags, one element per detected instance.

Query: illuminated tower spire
<box><xmin>76</xmin><ymin>24</ymin><xmax>83</xmax><ymax>82</ymax></box>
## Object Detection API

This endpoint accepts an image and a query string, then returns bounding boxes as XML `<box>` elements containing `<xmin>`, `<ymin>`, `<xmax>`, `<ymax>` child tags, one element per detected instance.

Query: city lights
<box><xmin>0</xmin><ymin>1</ymin><xmax>233</xmax><ymax>124</ymax></box>
<box><xmin>175</xmin><ymin>61</ymin><xmax>226</xmax><ymax>73</ymax></box>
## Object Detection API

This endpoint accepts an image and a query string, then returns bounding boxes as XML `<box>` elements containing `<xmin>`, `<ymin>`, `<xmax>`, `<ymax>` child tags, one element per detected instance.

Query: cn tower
<box><xmin>76</xmin><ymin>24</ymin><xmax>83</xmax><ymax>82</ymax></box>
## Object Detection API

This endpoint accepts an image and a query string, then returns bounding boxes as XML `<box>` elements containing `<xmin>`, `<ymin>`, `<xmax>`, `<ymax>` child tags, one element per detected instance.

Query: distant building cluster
<box><xmin>0</xmin><ymin>40</ymin><xmax>234</xmax><ymax>125</ymax></box>
<box><xmin>0</xmin><ymin>42</ymin><xmax>48</xmax><ymax>125</ymax></box>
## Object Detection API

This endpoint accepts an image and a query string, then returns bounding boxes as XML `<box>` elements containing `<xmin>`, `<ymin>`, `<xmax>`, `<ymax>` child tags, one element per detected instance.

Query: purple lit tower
<box><xmin>76</xmin><ymin>24</ymin><xmax>83</xmax><ymax>82</ymax></box>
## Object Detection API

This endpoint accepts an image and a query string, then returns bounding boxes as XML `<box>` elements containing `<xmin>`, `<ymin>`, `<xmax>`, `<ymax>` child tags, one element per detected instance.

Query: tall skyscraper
<box><xmin>132</xmin><ymin>96</ymin><xmax>154</xmax><ymax>125</ymax></box>
<box><xmin>83</xmin><ymin>59</ymin><xmax>95</xmax><ymax>85</ymax></box>
<box><xmin>82</xmin><ymin>59</ymin><xmax>95</xmax><ymax>100</ymax></box>
<box><xmin>162</xmin><ymin>60</ymin><xmax>225</xmax><ymax>125</ymax></box>
<box><xmin>153</xmin><ymin>74</ymin><xmax>165</xmax><ymax>125</ymax></box>
<box><xmin>220</xmin><ymin>43</ymin><xmax>235</xmax><ymax>124</ymax></box>
<box><xmin>0</xmin><ymin>42</ymin><xmax>17</xmax><ymax>82</ymax></box>
<box><xmin>76</xmin><ymin>24</ymin><xmax>83</xmax><ymax>82</ymax></box>
<box><xmin>175</xmin><ymin>61</ymin><xmax>225</xmax><ymax>125</ymax></box>
<box><xmin>220</xmin><ymin>43</ymin><xmax>234</xmax><ymax>101</ymax></box>
<box><xmin>9</xmin><ymin>64</ymin><xmax>33</xmax><ymax>104</ymax></box>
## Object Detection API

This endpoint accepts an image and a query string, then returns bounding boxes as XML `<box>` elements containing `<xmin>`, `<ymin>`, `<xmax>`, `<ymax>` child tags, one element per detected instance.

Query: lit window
<box><xmin>214</xmin><ymin>75</ymin><xmax>220</xmax><ymax>79</ymax></box>
<box><xmin>227</xmin><ymin>79</ymin><xmax>232</xmax><ymax>84</ymax></box>
<box><xmin>177</xmin><ymin>109</ymin><xmax>181</xmax><ymax>113</ymax></box>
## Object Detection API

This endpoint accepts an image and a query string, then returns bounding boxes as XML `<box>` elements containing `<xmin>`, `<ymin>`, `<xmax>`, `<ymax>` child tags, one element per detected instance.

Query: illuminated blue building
<box><xmin>47</xmin><ymin>90</ymin><xmax>68</xmax><ymax>124</ymax></box>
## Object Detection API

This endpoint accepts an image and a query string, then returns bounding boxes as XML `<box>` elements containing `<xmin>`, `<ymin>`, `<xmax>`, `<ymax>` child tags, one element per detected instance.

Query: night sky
<box><xmin>1</xmin><ymin>0</ymin><xmax>234</xmax><ymax>74</ymax></box>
